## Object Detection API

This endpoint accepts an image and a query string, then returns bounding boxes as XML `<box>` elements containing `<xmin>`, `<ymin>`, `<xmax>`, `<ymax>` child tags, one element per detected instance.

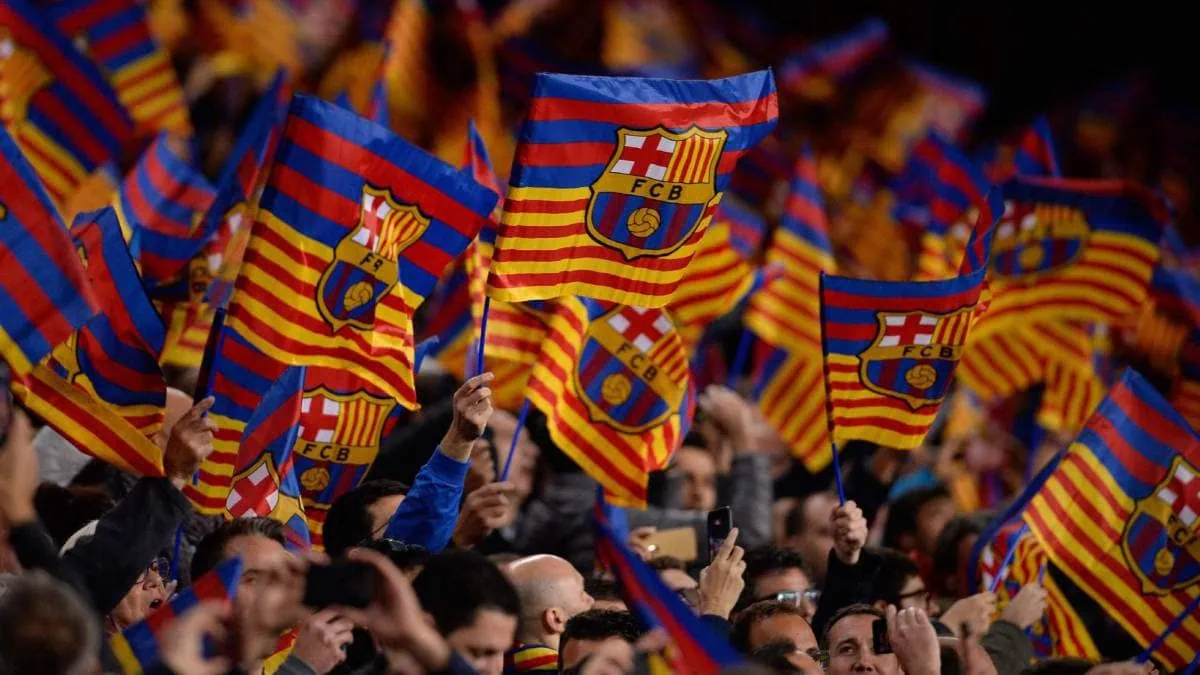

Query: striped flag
<box><xmin>486</xmin><ymin>70</ymin><xmax>778</xmax><ymax>308</ymax></box>
<box><xmin>48</xmin><ymin>0</ymin><xmax>191</xmax><ymax>136</ymax></box>
<box><xmin>667</xmin><ymin>215</ymin><xmax>760</xmax><ymax>350</ymax></box>
<box><xmin>0</xmin><ymin>124</ymin><xmax>97</xmax><ymax>376</ymax></box>
<box><xmin>225</xmin><ymin>94</ymin><xmax>497</xmax><ymax>409</ymax></box>
<box><xmin>1026</xmin><ymin>370</ymin><xmax>1200</xmax><ymax>670</ymax></box>
<box><xmin>981</xmin><ymin>115</ymin><xmax>1060</xmax><ymax>182</ymax></box>
<box><xmin>750</xmin><ymin>346</ymin><xmax>830</xmax><ymax>472</ymax></box>
<box><xmin>777</xmin><ymin>17</ymin><xmax>888</xmax><ymax>101</ymax></box>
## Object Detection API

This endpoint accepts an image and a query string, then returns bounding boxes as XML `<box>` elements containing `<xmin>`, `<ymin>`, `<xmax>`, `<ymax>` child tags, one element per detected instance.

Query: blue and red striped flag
<box><xmin>1026</xmin><ymin>370</ymin><xmax>1200</xmax><ymax>670</ymax></box>
<box><xmin>981</xmin><ymin>115</ymin><xmax>1060</xmax><ymax>182</ymax></box>
<box><xmin>0</xmin><ymin>0</ymin><xmax>133</xmax><ymax>208</ymax></box>
<box><xmin>48</xmin><ymin>0</ymin><xmax>191</xmax><ymax>136</ymax></box>
<box><xmin>109</xmin><ymin>556</ymin><xmax>243</xmax><ymax>674</ymax></box>
<box><xmin>417</xmin><ymin>265</ymin><xmax>474</xmax><ymax>377</ymax></box>
<box><xmin>777</xmin><ymin>17</ymin><xmax>888</xmax><ymax>101</ymax></box>
<box><xmin>223</xmin><ymin>364</ymin><xmax>311</xmax><ymax>551</ymax></box>
<box><xmin>486</xmin><ymin>70</ymin><xmax>778</xmax><ymax>308</ymax></box>
<box><xmin>225</xmin><ymin>94</ymin><xmax>498</xmax><ymax>409</ymax></box>
<box><xmin>594</xmin><ymin>492</ymin><xmax>742</xmax><ymax>674</ymax></box>
<box><xmin>15</xmin><ymin>207</ymin><xmax>167</xmax><ymax>477</ymax></box>
<box><xmin>0</xmin><ymin>124</ymin><xmax>97</xmax><ymax>376</ymax></box>
<box><xmin>905</xmin><ymin>133</ymin><xmax>991</xmax><ymax>281</ymax></box>
<box><xmin>116</xmin><ymin>134</ymin><xmax>217</xmax><ymax>285</ymax></box>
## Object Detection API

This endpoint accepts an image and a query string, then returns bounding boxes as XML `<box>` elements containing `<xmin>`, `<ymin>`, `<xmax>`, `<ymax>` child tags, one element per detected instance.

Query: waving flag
<box><xmin>487</xmin><ymin>70</ymin><xmax>778</xmax><ymax>307</ymax></box>
<box><xmin>981</xmin><ymin>115</ymin><xmax>1061</xmax><ymax>182</ymax></box>
<box><xmin>594</xmin><ymin>493</ymin><xmax>743</xmax><ymax>673</ymax></box>
<box><xmin>746</xmin><ymin>145</ymin><xmax>835</xmax><ymax>351</ymax></box>
<box><xmin>116</xmin><ymin>134</ymin><xmax>217</xmax><ymax>284</ymax></box>
<box><xmin>224</xmin><ymin>365</ymin><xmax>310</xmax><ymax>551</ymax></box>
<box><xmin>727</xmin><ymin>130</ymin><xmax>789</xmax><ymax>212</ymax></box>
<box><xmin>1172</xmin><ymin>330</ymin><xmax>1200</xmax><ymax>434</ymax></box>
<box><xmin>1026</xmin><ymin>370</ymin><xmax>1200</xmax><ymax>670</ymax></box>
<box><xmin>668</xmin><ymin>215</ymin><xmax>761</xmax><ymax>350</ymax></box>
<box><xmin>417</xmin><ymin>265</ymin><xmax>474</xmax><ymax>376</ymax></box>
<box><xmin>48</xmin><ymin>0</ymin><xmax>191</xmax><ymax>136</ymax></box>
<box><xmin>110</xmin><ymin>557</ymin><xmax>243</xmax><ymax>674</ymax></box>
<box><xmin>905</xmin><ymin>133</ymin><xmax>991</xmax><ymax>281</ymax></box>
<box><xmin>0</xmin><ymin>125</ymin><xmax>97</xmax><ymax>376</ymax></box>
<box><xmin>225</xmin><ymin>94</ymin><xmax>497</xmax><ymax>409</ymax></box>
<box><xmin>15</xmin><ymin>207</ymin><xmax>167</xmax><ymax>477</ymax></box>
<box><xmin>529</xmin><ymin>298</ymin><xmax>693</xmax><ymax>506</ymax></box>
<box><xmin>973</xmin><ymin>178</ymin><xmax>1167</xmax><ymax>338</ymax></box>
<box><xmin>777</xmin><ymin>17</ymin><xmax>888</xmax><ymax>101</ymax></box>
<box><xmin>0</xmin><ymin>0</ymin><xmax>133</xmax><ymax>207</ymax></box>
<box><xmin>751</xmin><ymin>346</ymin><xmax>830</xmax><ymax>471</ymax></box>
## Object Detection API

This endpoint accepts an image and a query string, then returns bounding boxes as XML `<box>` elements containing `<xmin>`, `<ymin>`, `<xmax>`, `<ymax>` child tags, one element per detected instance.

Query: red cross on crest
<box><xmin>300</xmin><ymin>395</ymin><xmax>340</xmax><ymax>443</ymax></box>
<box><xmin>226</xmin><ymin>460</ymin><xmax>279</xmax><ymax>518</ymax></box>
<box><xmin>607</xmin><ymin>307</ymin><xmax>671</xmax><ymax>353</ymax></box>
<box><xmin>1159</xmin><ymin>463</ymin><xmax>1200</xmax><ymax>528</ymax></box>
<box><xmin>879</xmin><ymin>314</ymin><xmax>937</xmax><ymax>347</ymax></box>
<box><xmin>611</xmin><ymin>133</ymin><xmax>676</xmax><ymax>180</ymax></box>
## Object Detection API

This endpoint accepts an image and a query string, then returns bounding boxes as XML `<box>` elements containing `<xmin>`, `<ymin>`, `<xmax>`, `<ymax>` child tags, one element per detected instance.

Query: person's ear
<box><xmin>545</xmin><ymin>607</ymin><xmax>567</xmax><ymax>635</ymax></box>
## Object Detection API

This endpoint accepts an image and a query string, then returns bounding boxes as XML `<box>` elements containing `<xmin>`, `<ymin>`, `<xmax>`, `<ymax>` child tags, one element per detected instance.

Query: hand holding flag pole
<box><xmin>987</xmin><ymin>522</ymin><xmax>1029</xmax><ymax>593</ymax></box>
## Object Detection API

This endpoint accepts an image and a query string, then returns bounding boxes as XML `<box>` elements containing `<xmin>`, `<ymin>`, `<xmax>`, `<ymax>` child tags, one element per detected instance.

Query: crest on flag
<box><xmin>574</xmin><ymin>306</ymin><xmax>685</xmax><ymax>434</ymax></box>
<box><xmin>316</xmin><ymin>185</ymin><xmax>430</xmax><ymax>332</ymax></box>
<box><xmin>587</xmin><ymin>127</ymin><xmax>727</xmax><ymax>261</ymax></box>
<box><xmin>859</xmin><ymin>308</ymin><xmax>972</xmax><ymax>409</ymax></box>
<box><xmin>292</xmin><ymin>385</ymin><xmax>397</xmax><ymax>509</ymax></box>
<box><xmin>0</xmin><ymin>29</ymin><xmax>51</xmax><ymax>122</ymax></box>
<box><xmin>991</xmin><ymin>201</ymin><xmax>1088</xmax><ymax>279</ymax></box>
<box><xmin>226</xmin><ymin>453</ymin><xmax>283</xmax><ymax>517</ymax></box>
<box><xmin>1121</xmin><ymin>455</ymin><xmax>1200</xmax><ymax>594</ymax></box>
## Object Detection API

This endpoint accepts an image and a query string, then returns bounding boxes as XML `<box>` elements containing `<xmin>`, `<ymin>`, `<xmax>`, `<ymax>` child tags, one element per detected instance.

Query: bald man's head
<box><xmin>505</xmin><ymin>555</ymin><xmax>593</xmax><ymax>649</ymax></box>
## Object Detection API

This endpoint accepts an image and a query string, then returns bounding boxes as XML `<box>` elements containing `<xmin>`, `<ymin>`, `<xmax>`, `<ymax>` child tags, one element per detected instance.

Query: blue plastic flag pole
<box><xmin>1135</xmin><ymin>592</ymin><xmax>1200</xmax><ymax>664</ymax></box>
<box><xmin>988</xmin><ymin>522</ymin><xmax>1030</xmax><ymax>593</ymax></box>
<box><xmin>831</xmin><ymin>442</ymin><xmax>846</xmax><ymax>504</ymax></box>
<box><xmin>728</xmin><ymin>328</ymin><xmax>753</xmax><ymax>387</ymax></box>
<box><xmin>498</xmin><ymin>399</ymin><xmax>531</xmax><ymax>482</ymax></box>
<box><xmin>475</xmin><ymin>297</ymin><xmax>491</xmax><ymax>378</ymax></box>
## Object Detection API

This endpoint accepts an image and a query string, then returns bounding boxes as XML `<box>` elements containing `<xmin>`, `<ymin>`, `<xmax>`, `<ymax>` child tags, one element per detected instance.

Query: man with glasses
<box><xmin>105</xmin><ymin>556</ymin><xmax>173</xmax><ymax>632</ymax></box>
<box><xmin>871</xmin><ymin>550</ymin><xmax>937</xmax><ymax>615</ymax></box>
<box><xmin>741</xmin><ymin>546</ymin><xmax>820</xmax><ymax>622</ymax></box>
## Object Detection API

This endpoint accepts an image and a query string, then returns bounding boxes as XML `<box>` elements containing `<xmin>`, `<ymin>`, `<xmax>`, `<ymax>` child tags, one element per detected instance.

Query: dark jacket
<box><xmin>811</xmin><ymin>548</ymin><xmax>885</xmax><ymax>638</ymax></box>
<box><xmin>981</xmin><ymin>620</ymin><xmax>1035</xmax><ymax>675</ymax></box>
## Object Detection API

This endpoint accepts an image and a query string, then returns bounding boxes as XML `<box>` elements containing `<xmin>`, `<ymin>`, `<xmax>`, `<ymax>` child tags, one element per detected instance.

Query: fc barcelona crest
<box><xmin>1121</xmin><ymin>455</ymin><xmax>1200</xmax><ymax>594</ymax></box>
<box><xmin>225</xmin><ymin>453</ymin><xmax>285</xmax><ymax>518</ymax></box>
<box><xmin>573</xmin><ymin>306</ymin><xmax>685</xmax><ymax>434</ymax></box>
<box><xmin>858</xmin><ymin>308</ymin><xmax>973</xmax><ymax>410</ymax></box>
<box><xmin>587</xmin><ymin>126</ymin><xmax>727</xmax><ymax>261</ymax></box>
<box><xmin>316</xmin><ymin>185</ymin><xmax>429</xmax><ymax>332</ymax></box>
<box><xmin>990</xmin><ymin>201</ymin><xmax>1088</xmax><ymax>279</ymax></box>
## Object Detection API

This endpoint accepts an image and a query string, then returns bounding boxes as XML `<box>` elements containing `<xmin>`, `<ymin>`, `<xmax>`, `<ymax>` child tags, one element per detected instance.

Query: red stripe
<box><xmin>89</xmin><ymin>22</ymin><xmax>152</xmax><ymax>61</ymax></box>
<box><xmin>529</xmin><ymin>94</ymin><xmax>778</xmax><ymax>129</ymax></box>
<box><xmin>490</xmin><ymin>268</ymin><xmax>680</xmax><ymax>299</ymax></box>
<box><xmin>53</xmin><ymin>0</ymin><xmax>129</xmax><ymax>33</ymax></box>
<box><xmin>822</xmin><ymin>286</ymin><xmax>980</xmax><ymax>313</ymax></box>
<box><xmin>36</xmin><ymin>90</ymin><xmax>113</xmax><ymax>166</ymax></box>
<box><xmin>503</xmin><ymin>197</ymin><xmax>589</xmax><ymax>215</ymax></box>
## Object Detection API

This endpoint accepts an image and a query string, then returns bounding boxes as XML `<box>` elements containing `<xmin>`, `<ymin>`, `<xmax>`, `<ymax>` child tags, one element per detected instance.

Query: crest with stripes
<box><xmin>860</xmin><ymin>309</ymin><xmax>972</xmax><ymax>409</ymax></box>
<box><xmin>587</xmin><ymin>127</ymin><xmax>726</xmax><ymax>260</ymax></box>
<box><xmin>292</xmin><ymin>384</ymin><xmax>397</xmax><ymax>510</ymax></box>
<box><xmin>991</xmin><ymin>201</ymin><xmax>1088</xmax><ymax>279</ymax></box>
<box><xmin>1122</xmin><ymin>455</ymin><xmax>1200</xmax><ymax>594</ymax></box>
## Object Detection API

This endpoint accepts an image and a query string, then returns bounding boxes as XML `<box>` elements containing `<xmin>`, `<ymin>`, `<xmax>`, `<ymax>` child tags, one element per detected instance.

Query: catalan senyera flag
<box><xmin>0</xmin><ymin>0</ymin><xmax>132</xmax><ymax>208</ymax></box>
<box><xmin>487</xmin><ymin>70</ymin><xmax>778</xmax><ymax>308</ymax></box>
<box><xmin>972</xmin><ymin>178</ymin><xmax>1167</xmax><ymax>338</ymax></box>
<box><xmin>14</xmin><ymin>207</ymin><xmax>168</xmax><ymax>478</ymax></box>
<box><xmin>594</xmin><ymin>492</ymin><xmax>743</xmax><ymax>673</ymax></box>
<box><xmin>0</xmin><ymin>123</ymin><xmax>97</xmax><ymax>377</ymax></box>
<box><xmin>223</xmin><ymin>364</ymin><xmax>311</xmax><ymax>551</ymax></box>
<box><xmin>529</xmin><ymin>298</ymin><xmax>693</xmax><ymax>506</ymax></box>
<box><xmin>109</xmin><ymin>556</ymin><xmax>243</xmax><ymax>675</ymax></box>
<box><xmin>751</xmin><ymin>345</ymin><xmax>830</xmax><ymax>471</ymax></box>
<box><xmin>48</xmin><ymin>0</ymin><xmax>191</xmax><ymax>136</ymax></box>
<box><xmin>1037</xmin><ymin>325</ymin><xmax>1110</xmax><ymax>436</ymax></box>
<box><xmin>116</xmin><ymin>133</ymin><xmax>217</xmax><ymax>284</ymax></box>
<box><xmin>185</xmin><ymin>322</ymin><xmax>286</xmax><ymax>514</ymax></box>
<box><xmin>819</xmin><ymin>202</ymin><xmax>994</xmax><ymax>448</ymax></box>
<box><xmin>668</xmin><ymin>216</ymin><xmax>759</xmax><ymax>350</ymax></box>
<box><xmin>745</xmin><ymin>144</ymin><xmax>835</xmax><ymax>351</ymax></box>
<box><xmin>777</xmin><ymin>17</ymin><xmax>888</xmax><ymax>101</ymax></box>
<box><xmin>225</xmin><ymin>94</ymin><xmax>497</xmax><ymax>409</ymax></box>
<box><xmin>1026</xmin><ymin>370</ymin><xmax>1200</xmax><ymax>670</ymax></box>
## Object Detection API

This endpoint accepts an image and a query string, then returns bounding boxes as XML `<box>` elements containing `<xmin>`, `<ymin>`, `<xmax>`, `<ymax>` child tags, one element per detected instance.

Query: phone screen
<box><xmin>706</xmin><ymin>506</ymin><xmax>732</xmax><ymax>562</ymax></box>
<box><xmin>303</xmin><ymin>561</ymin><xmax>376</xmax><ymax>609</ymax></box>
<box><xmin>872</xmin><ymin>618</ymin><xmax>892</xmax><ymax>654</ymax></box>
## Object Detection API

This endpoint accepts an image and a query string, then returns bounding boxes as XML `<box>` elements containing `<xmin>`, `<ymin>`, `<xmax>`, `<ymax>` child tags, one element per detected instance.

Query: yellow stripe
<box><xmin>108</xmin><ymin>633</ymin><xmax>145</xmax><ymax>675</ymax></box>
<box><xmin>503</xmin><ymin>186</ymin><xmax>592</xmax><ymax>203</ymax></box>
<box><xmin>0</xmin><ymin>323</ymin><xmax>35</xmax><ymax>377</ymax></box>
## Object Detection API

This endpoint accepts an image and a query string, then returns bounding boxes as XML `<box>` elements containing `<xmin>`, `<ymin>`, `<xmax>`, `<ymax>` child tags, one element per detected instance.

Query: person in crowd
<box><xmin>749</xmin><ymin>639</ymin><xmax>824</xmax><ymax>675</ymax></box>
<box><xmin>0</xmin><ymin>571</ymin><xmax>101</xmax><ymax>675</ymax></box>
<box><xmin>412</xmin><ymin>549</ymin><xmax>522</xmax><ymax>675</ymax></box>
<box><xmin>648</xmin><ymin>556</ymin><xmax>699</xmax><ymax>609</ymax></box>
<box><xmin>739</xmin><ymin>547</ymin><xmax>817</xmax><ymax>620</ymax></box>
<box><xmin>932</xmin><ymin>515</ymin><xmax>987</xmax><ymax>599</ymax></box>
<box><xmin>730</xmin><ymin>600</ymin><xmax>819</xmax><ymax>655</ymax></box>
<box><xmin>504</xmin><ymin>554</ymin><xmax>595</xmax><ymax>672</ymax></box>
<box><xmin>583</xmin><ymin>577</ymin><xmax>626</xmax><ymax>611</ymax></box>
<box><xmin>780</xmin><ymin>491</ymin><xmax>840</xmax><ymax>584</ymax></box>
<box><xmin>557</xmin><ymin>610</ymin><xmax>645</xmax><ymax>672</ymax></box>
<box><xmin>881</xmin><ymin>486</ymin><xmax>957</xmax><ymax>582</ymax></box>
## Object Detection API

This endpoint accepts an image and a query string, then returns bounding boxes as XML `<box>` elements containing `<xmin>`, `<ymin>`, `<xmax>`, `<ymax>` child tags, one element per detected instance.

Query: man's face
<box><xmin>748</xmin><ymin>612</ymin><xmax>818</xmax><ymax>652</ymax></box>
<box><xmin>490</xmin><ymin>410</ymin><xmax>540</xmax><ymax>502</ymax></box>
<box><xmin>446</xmin><ymin>608</ymin><xmax>519</xmax><ymax>675</ymax></box>
<box><xmin>896</xmin><ymin>574</ymin><xmax>936</xmax><ymax>615</ymax></box>
<box><xmin>753</xmin><ymin>568</ymin><xmax>816</xmax><ymax>622</ymax></box>
<box><xmin>224</xmin><ymin>534</ymin><xmax>302</xmax><ymax>636</ymax></box>
<box><xmin>110</xmin><ymin>561</ymin><xmax>170</xmax><ymax>629</ymax></box>
<box><xmin>826</xmin><ymin>614</ymin><xmax>899</xmax><ymax>675</ymax></box>
<box><xmin>675</xmin><ymin>447</ymin><xmax>716</xmax><ymax>512</ymax></box>
<box><xmin>792</xmin><ymin>493</ymin><xmax>837</xmax><ymax>583</ymax></box>
<box><xmin>560</xmin><ymin>637</ymin><xmax>627</xmax><ymax>671</ymax></box>
<box><xmin>367</xmin><ymin>494</ymin><xmax>406</xmax><ymax>539</ymax></box>
<box><xmin>562</xmin><ymin>568</ymin><xmax>595</xmax><ymax>619</ymax></box>
<box><xmin>915</xmin><ymin>497</ymin><xmax>956</xmax><ymax>556</ymax></box>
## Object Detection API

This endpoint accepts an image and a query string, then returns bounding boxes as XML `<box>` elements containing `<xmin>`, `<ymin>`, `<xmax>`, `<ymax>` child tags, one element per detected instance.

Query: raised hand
<box><xmin>698</xmin><ymin>527</ymin><xmax>745</xmax><ymax>618</ymax></box>
<box><xmin>452</xmin><ymin>481</ymin><xmax>517</xmax><ymax>548</ymax></box>
<box><xmin>442</xmin><ymin>374</ymin><xmax>495</xmax><ymax>460</ymax></box>
<box><xmin>831</xmin><ymin>500</ymin><xmax>868</xmax><ymax>565</ymax></box>
<box><xmin>163</xmin><ymin>397</ymin><xmax>217</xmax><ymax>488</ymax></box>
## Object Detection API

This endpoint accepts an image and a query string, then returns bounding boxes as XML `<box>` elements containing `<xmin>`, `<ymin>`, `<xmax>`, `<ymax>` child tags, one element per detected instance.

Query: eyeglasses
<box><xmin>896</xmin><ymin>588</ymin><xmax>932</xmax><ymax>605</ymax></box>
<box><xmin>675</xmin><ymin>587</ymin><xmax>701</xmax><ymax>609</ymax></box>
<box><xmin>761</xmin><ymin>589</ymin><xmax>821</xmax><ymax>607</ymax></box>
<box><xmin>137</xmin><ymin>557</ymin><xmax>170</xmax><ymax>587</ymax></box>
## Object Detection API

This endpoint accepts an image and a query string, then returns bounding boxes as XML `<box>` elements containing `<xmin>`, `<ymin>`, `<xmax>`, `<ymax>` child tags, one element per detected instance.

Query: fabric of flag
<box><xmin>418</xmin><ymin>265</ymin><xmax>474</xmax><ymax>376</ymax></box>
<box><xmin>528</xmin><ymin>297</ymin><xmax>693</xmax><ymax>506</ymax></box>
<box><xmin>751</xmin><ymin>345</ymin><xmax>830</xmax><ymax>472</ymax></box>
<box><xmin>0</xmin><ymin>0</ymin><xmax>132</xmax><ymax>208</ymax></box>
<box><xmin>906</xmin><ymin>133</ymin><xmax>990</xmax><ymax>281</ymax></box>
<box><xmin>668</xmin><ymin>217</ymin><xmax>759</xmax><ymax>350</ymax></box>
<box><xmin>907</xmin><ymin>60</ymin><xmax>987</xmax><ymax>142</ymax></box>
<box><xmin>1171</xmin><ymin>329</ymin><xmax>1200</xmax><ymax>434</ymax></box>
<box><xmin>727</xmin><ymin>130</ymin><xmax>789</xmax><ymax>212</ymax></box>
<box><xmin>981</xmin><ymin>115</ymin><xmax>1060</xmax><ymax>182</ymax></box>
<box><xmin>225</xmin><ymin>94</ymin><xmax>497</xmax><ymax>409</ymax></box>
<box><xmin>115</xmin><ymin>133</ymin><xmax>217</xmax><ymax>285</ymax></box>
<box><xmin>223</xmin><ymin>364</ymin><xmax>311</xmax><ymax>551</ymax></box>
<box><xmin>594</xmin><ymin>493</ymin><xmax>743</xmax><ymax>674</ymax></box>
<box><xmin>109</xmin><ymin>556</ymin><xmax>243</xmax><ymax>675</ymax></box>
<box><xmin>745</xmin><ymin>145</ymin><xmax>835</xmax><ymax>351</ymax></box>
<box><xmin>486</xmin><ymin>70</ymin><xmax>778</xmax><ymax>308</ymax></box>
<box><xmin>777</xmin><ymin>17</ymin><xmax>888</xmax><ymax>101</ymax></box>
<box><xmin>0</xmin><ymin>123</ymin><xmax>97</xmax><ymax>376</ymax></box>
<box><xmin>819</xmin><ymin>260</ymin><xmax>989</xmax><ymax>449</ymax></box>
<box><xmin>972</xmin><ymin>178</ymin><xmax>1167</xmax><ymax>339</ymax></box>
<box><xmin>1025</xmin><ymin>370</ymin><xmax>1200</xmax><ymax>670</ymax></box>
<box><xmin>14</xmin><ymin>207</ymin><xmax>167</xmax><ymax>477</ymax></box>
<box><xmin>504</xmin><ymin>644</ymin><xmax>558</xmax><ymax>673</ymax></box>
<box><xmin>62</xmin><ymin>162</ymin><xmax>119</xmax><ymax>224</ymax></box>
<box><xmin>955</xmin><ymin>324</ymin><xmax>1049</xmax><ymax>404</ymax></box>
<box><xmin>48</xmin><ymin>0</ymin><xmax>191</xmax><ymax>136</ymax></box>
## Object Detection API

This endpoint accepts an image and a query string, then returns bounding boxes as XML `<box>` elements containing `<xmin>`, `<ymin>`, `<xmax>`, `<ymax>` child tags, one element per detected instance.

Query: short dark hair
<box><xmin>583</xmin><ymin>577</ymin><xmax>622</xmax><ymax>603</ymax></box>
<box><xmin>323</xmin><ymin>479</ymin><xmax>410</xmax><ymax>556</ymax></box>
<box><xmin>783</xmin><ymin>491</ymin><xmax>836</xmax><ymax>538</ymax></box>
<box><xmin>749</xmin><ymin>639</ymin><xmax>804</xmax><ymax>674</ymax></box>
<box><xmin>881</xmin><ymin>486</ymin><xmax>950</xmax><ymax>550</ymax></box>
<box><xmin>191</xmin><ymin>517</ymin><xmax>285</xmax><ymax>580</ymax></box>
<box><xmin>648</xmin><ymin>556</ymin><xmax>687</xmax><ymax>572</ymax></box>
<box><xmin>870</xmin><ymin>548</ymin><xmax>922</xmax><ymax>605</ymax></box>
<box><xmin>560</xmin><ymin>609</ymin><xmax>644</xmax><ymax>667</ymax></box>
<box><xmin>412</xmin><ymin>550</ymin><xmax>520</xmax><ymax>636</ymax></box>
<box><xmin>364</xmin><ymin>539</ymin><xmax>430</xmax><ymax>573</ymax></box>
<box><xmin>821</xmin><ymin>604</ymin><xmax>884</xmax><ymax>648</ymax></box>
<box><xmin>738</xmin><ymin>546</ymin><xmax>808</xmax><ymax>610</ymax></box>
<box><xmin>0</xmin><ymin>571</ymin><xmax>100</xmax><ymax>675</ymax></box>
<box><xmin>933</xmin><ymin>515</ymin><xmax>986</xmax><ymax>580</ymax></box>
<box><xmin>731</xmin><ymin>600</ymin><xmax>808</xmax><ymax>653</ymax></box>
